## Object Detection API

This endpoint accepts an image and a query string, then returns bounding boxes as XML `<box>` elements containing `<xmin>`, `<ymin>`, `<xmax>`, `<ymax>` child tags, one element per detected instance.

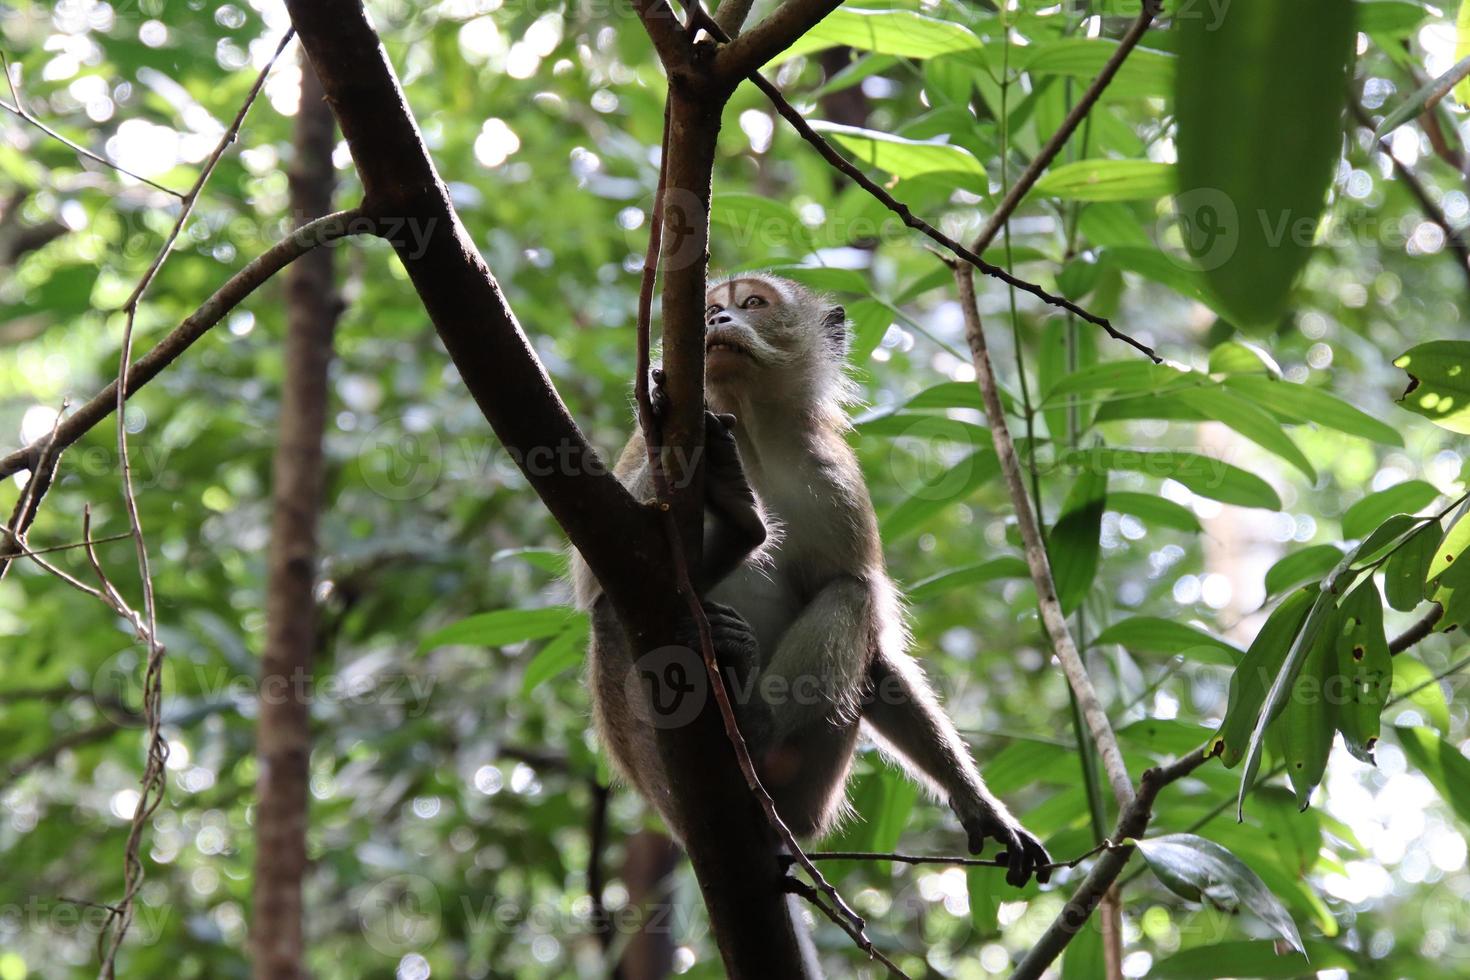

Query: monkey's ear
<box><xmin>822</xmin><ymin>305</ymin><xmax>848</xmax><ymax>355</ymax></box>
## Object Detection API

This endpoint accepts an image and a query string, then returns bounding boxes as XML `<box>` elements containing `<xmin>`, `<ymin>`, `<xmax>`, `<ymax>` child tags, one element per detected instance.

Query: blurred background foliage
<box><xmin>1</xmin><ymin>0</ymin><xmax>1469</xmax><ymax>977</ymax></box>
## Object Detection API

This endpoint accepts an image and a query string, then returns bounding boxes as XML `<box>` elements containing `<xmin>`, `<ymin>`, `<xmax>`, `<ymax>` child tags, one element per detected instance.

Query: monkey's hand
<box><xmin>954</xmin><ymin>799</ymin><xmax>1052</xmax><ymax>888</ymax></box>
<box><xmin>685</xmin><ymin>600</ymin><xmax>773</xmax><ymax>751</ymax></box>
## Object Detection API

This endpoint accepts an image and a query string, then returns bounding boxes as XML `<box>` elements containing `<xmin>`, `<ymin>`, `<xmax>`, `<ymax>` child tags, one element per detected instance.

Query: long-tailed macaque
<box><xmin>572</xmin><ymin>274</ymin><xmax>1050</xmax><ymax>887</ymax></box>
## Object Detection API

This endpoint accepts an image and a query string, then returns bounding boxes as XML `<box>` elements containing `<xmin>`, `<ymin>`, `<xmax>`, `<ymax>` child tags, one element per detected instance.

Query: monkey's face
<box><xmin>704</xmin><ymin>277</ymin><xmax>814</xmax><ymax>387</ymax></box>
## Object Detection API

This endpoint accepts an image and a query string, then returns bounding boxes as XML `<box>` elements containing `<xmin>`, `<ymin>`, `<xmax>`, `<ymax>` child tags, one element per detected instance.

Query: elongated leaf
<box><xmin>1336</xmin><ymin>579</ymin><xmax>1391</xmax><ymax>763</ymax></box>
<box><xmin>811</xmin><ymin>121</ymin><xmax>986</xmax><ymax>185</ymax></box>
<box><xmin>1350</xmin><ymin>513</ymin><xmax>1422</xmax><ymax>567</ymax></box>
<box><xmin>1278</xmin><ymin>619</ymin><xmax>1336</xmax><ymax>807</ymax></box>
<box><xmin>1032</xmin><ymin>159</ymin><xmax>1174</xmax><ymax>202</ymax></box>
<box><xmin>1043</xmin><ymin>359</ymin><xmax>1184</xmax><ymax>401</ymax></box>
<box><xmin>1149</xmin><ymin>939</ymin><xmax>1358</xmax><ymax>979</ymax></box>
<box><xmin>491</xmin><ymin>547</ymin><xmax>570</xmax><ymax>577</ymax></box>
<box><xmin>1213</xmin><ymin>588</ymin><xmax>1316</xmax><ymax>767</ymax></box>
<box><xmin>1340</xmin><ymin>480</ymin><xmax>1441</xmax><ymax>538</ymax></box>
<box><xmin>1456</xmin><ymin>0</ymin><xmax>1470</xmax><ymax>106</ymax></box>
<box><xmin>1108</xmin><ymin>491</ymin><xmax>1202</xmax><ymax>533</ymax></box>
<box><xmin>1209</xmin><ymin>341</ymin><xmax>1280</xmax><ymax>377</ymax></box>
<box><xmin>1176</xmin><ymin>386</ymin><xmax>1316</xmax><ymax>480</ymax></box>
<box><xmin>1175</xmin><ymin>0</ymin><xmax>1356</xmax><ymax>329</ymax></box>
<box><xmin>1374</xmin><ymin>54</ymin><xmax>1470</xmax><ymax>139</ymax></box>
<box><xmin>854</xmin><ymin>411</ymin><xmax>989</xmax><ymax>446</ymax></box>
<box><xmin>881</xmin><ymin>449</ymin><xmax>1001</xmax><ymax>539</ymax></box>
<box><xmin>778</xmin><ymin>8</ymin><xmax>984</xmax><ymax>62</ymax></box>
<box><xmin>1384</xmin><ymin>520</ymin><xmax>1442</xmax><ymax>611</ymax></box>
<box><xmin>1093</xmin><ymin>616</ymin><xmax>1241</xmax><ymax>665</ymax></box>
<box><xmin>1134</xmin><ymin>834</ymin><xmax>1304</xmax><ymax>952</ymax></box>
<box><xmin>1265</xmin><ymin>545</ymin><xmax>1345</xmax><ymax>598</ymax></box>
<box><xmin>1392</xmin><ymin>657</ymin><xmax>1450</xmax><ymax>733</ymax></box>
<box><xmin>1397</xmin><ymin>726</ymin><xmax>1470</xmax><ymax>834</ymax></box>
<box><xmin>1048</xmin><ymin>467</ymin><xmax>1107</xmax><ymax>615</ymax></box>
<box><xmin>520</xmin><ymin>623</ymin><xmax>590</xmax><ymax>696</ymax></box>
<box><xmin>1066</xmin><ymin>448</ymin><xmax>1281</xmax><ymax>510</ymax></box>
<box><xmin>1428</xmin><ymin>510</ymin><xmax>1470</xmax><ymax>582</ymax></box>
<box><xmin>1394</xmin><ymin>340</ymin><xmax>1470</xmax><ymax>434</ymax></box>
<box><xmin>1222</xmin><ymin>375</ymin><xmax>1404</xmax><ymax>446</ymax></box>
<box><xmin>419</xmin><ymin>606</ymin><xmax>585</xmax><ymax>652</ymax></box>
<box><xmin>1037</xmin><ymin>317</ymin><xmax>1098</xmax><ymax>441</ymax></box>
<box><xmin>907</xmin><ymin>557</ymin><xmax>1028</xmax><ymax>602</ymax></box>
<box><xmin>1021</xmin><ymin>38</ymin><xmax>1175</xmax><ymax>99</ymax></box>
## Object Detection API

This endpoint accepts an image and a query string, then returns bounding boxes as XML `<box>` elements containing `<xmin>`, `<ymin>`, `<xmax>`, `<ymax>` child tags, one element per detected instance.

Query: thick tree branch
<box><xmin>955</xmin><ymin>269</ymin><xmax>1134</xmax><ymax>808</ymax></box>
<box><xmin>970</xmin><ymin>0</ymin><xmax>1163</xmax><ymax>254</ymax></box>
<box><xmin>284</xmin><ymin>0</ymin><xmax>657</xmax><ymax>598</ymax></box>
<box><xmin>714</xmin><ymin>0</ymin><xmax>844</xmax><ymax>81</ymax></box>
<box><xmin>0</xmin><ymin>210</ymin><xmax>364</xmax><ymax>482</ymax></box>
<box><xmin>629</xmin><ymin>0</ymin><xmax>693</xmax><ymax>68</ymax></box>
<box><xmin>713</xmin><ymin>0</ymin><xmax>758</xmax><ymax>38</ymax></box>
<box><xmin>1011</xmin><ymin>747</ymin><xmax>1213</xmax><ymax>980</ymax></box>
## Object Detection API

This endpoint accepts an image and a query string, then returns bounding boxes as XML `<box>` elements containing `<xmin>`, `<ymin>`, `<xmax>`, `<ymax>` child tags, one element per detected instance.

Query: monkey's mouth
<box><xmin>705</xmin><ymin>336</ymin><xmax>755</xmax><ymax>361</ymax></box>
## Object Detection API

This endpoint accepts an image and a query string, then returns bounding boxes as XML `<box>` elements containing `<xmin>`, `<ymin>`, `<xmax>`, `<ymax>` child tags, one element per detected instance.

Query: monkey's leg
<box><xmin>861</xmin><ymin>649</ymin><xmax>1052</xmax><ymax>886</ymax></box>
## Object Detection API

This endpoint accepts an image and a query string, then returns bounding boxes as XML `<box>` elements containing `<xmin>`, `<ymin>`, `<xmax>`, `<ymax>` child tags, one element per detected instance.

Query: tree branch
<box><xmin>0</xmin><ymin>210</ymin><xmax>365</xmax><ymax>482</ymax></box>
<box><xmin>1390</xmin><ymin>603</ymin><xmax>1444</xmax><ymax>655</ymax></box>
<box><xmin>714</xmin><ymin>0</ymin><xmax>845</xmax><ymax>81</ymax></box>
<box><xmin>710</xmin><ymin>29</ymin><xmax>1156</xmax><ymax>361</ymax></box>
<box><xmin>629</xmin><ymin>0</ymin><xmax>693</xmax><ymax>69</ymax></box>
<box><xmin>954</xmin><ymin>268</ymin><xmax>1134</xmax><ymax>808</ymax></box>
<box><xmin>1010</xmin><ymin>747</ymin><xmax>1214</xmax><ymax>980</ymax></box>
<box><xmin>970</xmin><ymin>0</ymin><xmax>1163</xmax><ymax>254</ymax></box>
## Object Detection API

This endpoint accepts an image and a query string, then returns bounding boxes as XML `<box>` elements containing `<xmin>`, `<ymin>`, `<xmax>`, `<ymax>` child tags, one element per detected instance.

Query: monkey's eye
<box><xmin>705</xmin><ymin>304</ymin><xmax>723</xmax><ymax>318</ymax></box>
<box><xmin>739</xmin><ymin>295</ymin><xmax>767</xmax><ymax>309</ymax></box>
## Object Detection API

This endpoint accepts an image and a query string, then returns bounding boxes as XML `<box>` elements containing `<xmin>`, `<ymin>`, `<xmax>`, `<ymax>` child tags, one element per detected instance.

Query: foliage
<box><xmin>1</xmin><ymin>0</ymin><xmax>1469</xmax><ymax>977</ymax></box>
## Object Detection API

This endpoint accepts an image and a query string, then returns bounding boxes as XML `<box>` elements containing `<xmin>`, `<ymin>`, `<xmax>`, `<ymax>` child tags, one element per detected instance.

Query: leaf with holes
<box><xmin>1394</xmin><ymin>341</ymin><xmax>1470</xmax><ymax>434</ymax></box>
<box><xmin>1135</xmin><ymin>834</ymin><xmax>1304</xmax><ymax>952</ymax></box>
<box><xmin>1277</xmin><ymin>617</ymin><xmax>1336</xmax><ymax>807</ymax></box>
<box><xmin>1335</xmin><ymin>579</ymin><xmax>1391</xmax><ymax>763</ymax></box>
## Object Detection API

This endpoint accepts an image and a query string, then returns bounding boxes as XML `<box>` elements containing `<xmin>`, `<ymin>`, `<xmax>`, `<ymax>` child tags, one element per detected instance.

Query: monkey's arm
<box><xmin>861</xmin><ymin>650</ymin><xmax>1051</xmax><ymax>887</ymax></box>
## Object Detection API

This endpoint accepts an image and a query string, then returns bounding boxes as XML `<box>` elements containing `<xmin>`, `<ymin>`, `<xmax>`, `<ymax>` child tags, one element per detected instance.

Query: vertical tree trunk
<box><xmin>620</xmin><ymin>830</ymin><xmax>681</xmax><ymax>980</ymax></box>
<box><xmin>251</xmin><ymin>54</ymin><xmax>340</xmax><ymax>980</ymax></box>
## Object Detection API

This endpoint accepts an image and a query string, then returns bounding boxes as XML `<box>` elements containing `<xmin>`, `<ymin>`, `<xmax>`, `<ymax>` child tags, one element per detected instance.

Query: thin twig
<box><xmin>808</xmin><ymin>838</ymin><xmax>1118</xmax><ymax>872</ymax></box>
<box><xmin>0</xmin><ymin>208</ymin><xmax>363</xmax><ymax>482</ymax></box>
<box><xmin>970</xmin><ymin>0</ymin><xmax>1163</xmax><ymax>255</ymax></box>
<box><xmin>954</xmin><ymin>267</ymin><xmax>1134</xmax><ymax>808</ymax></box>
<box><xmin>97</xmin><ymin>31</ymin><xmax>295</xmax><ymax>979</ymax></box>
<box><xmin>784</xmin><ymin>878</ymin><xmax>912</xmax><ymax>980</ymax></box>
<box><xmin>0</xmin><ymin>403</ymin><xmax>68</xmax><ymax>581</ymax></box>
<box><xmin>0</xmin><ymin>50</ymin><xmax>183</xmax><ymax>198</ymax></box>
<box><xmin>733</xmin><ymin>61</ymin><xmax>1157</xmax><ymax>361</ymax></box>
<box><xmin>1390</xmin><ymin>603</ymin><xmax>1444</xmax><ymax>655</ymax></box>
<box><xmin>0</xmin><ymin>532</ymin><xmax>133</xmax><ymax>560</ymax></box>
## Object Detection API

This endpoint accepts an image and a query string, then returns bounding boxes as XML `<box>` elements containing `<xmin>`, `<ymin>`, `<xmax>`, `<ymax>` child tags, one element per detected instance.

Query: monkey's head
<box><xmin>703</xmin><ymin>274</ymin><xmax>852</xmax><ymax>413</ymax></box>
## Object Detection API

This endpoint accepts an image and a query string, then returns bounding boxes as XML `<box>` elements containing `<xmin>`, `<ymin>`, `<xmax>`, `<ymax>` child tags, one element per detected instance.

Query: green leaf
<box><xmin>907</xmin><ymin>557</ymin><xmax>1029</xmax><ymax>602</ymax></box>
<box><xmin>1093</xmin><ymin>617</ymin><xmax>1242</xmax><ymax>666</ymax></box>
<box><xmin>1391</xmin><ymin>657</ymin><xmax>1450</xmax><ymax>733</ymax></box>
<box><xmin>1427</xmin><ymin>509</ymin><xmax>1470</xmax><ymax>582</ymax></box>
<box><xmin>1208</xmin><ymin>341</ymin><xmax>1280</xmax><ymax>377</ymax></box>
<box><xmin>1213</xmin><ymin>588</ymin><xmax>1316</xmax><ymax>767</ymax></box>
<box><xmin>1335</xmin><ymin>579</ymin><xmax>1391</xmax><ymax>763</ymax></box>
<box><xmin>1107</xmin><ymin>491</ymin><xmax>1202</xmax><ymax>533</ymax></box>
<box><xmin>846</xmin><ymin>298</ymin><xmax>892</xmax><ymax>363</ymax></box>
<box><xmin>1341</xmin><ymin>480</ymin><xmax>1442</xmax><ymax>538</ymax></box>
<box><xmin>1031</xmin><ymin>159</ymin><xmax>1175</xmax><ymax>202</ymax></box>
<box><xmin>1396</xmin><ymin>726</ymin><xmax>1470</xmax><ymax>834</ymax></box>
<box><xmin>1384</xmin><ymin>521</ymin><xmax>1442</xmax><ymax>611</ymax></box>
<box><xmin>1350</xmin><ymin>513</ymin><xmax>1422</xmax><ymax>567</ymax></box>
<box><xmin>1456</xmin><ymin>0</ymin><xmax>1470</xmax><ymax>106</ymax></box>
<box><xmin>1394</xmin><ymin>340</ymin><xmax>1470</xmax><ymax>434</ymax></box>
<box><xmin>491</xmin><ymin>547</ymin><xmax>570</xmax><ymax>577</ymax></box>
<box><xmin>1222</xmin><ymin>375</ymin><xmax>1404</xmax><ymax>446</ymax></box>
<box><xmin>855</xmin><ymin>411</ymin><xmax>989</xmax><ymax>446</ymax></box>
<box><xmin>778</xmin><ymin>8</ymin><xmax>984</xmax><ymax>62</ymax></box>
<box><xmin>1264</xmin><ymin>545</ymin><xmax>1345</xmax><ymax>598</ymax></box>
<box><xmin>1175</xmin><ymin>0</ymin><xmax>1357</xmax><ymax>329</ymax></box>
<box><xmin>822</xmin><ymin>767</ymin><xmax>920</xmax><ymax>878</ymax></box>
<box><xmin>419</xmin><ymin>606</ymin><xmax>584</xmax><ymax>652</ymax></box>
<box><xmin>1134</xmin><ymin>834</ymin><xmax>1303</xmax><ymax>952</ymax></box>
<box><xmin>1038</xmin><ymin>318</ymin><xmax>1099</xmax><ymax>441</ymax></box>
<box><xmin>1065</xmin><ymin>448</ymin><xmax>1281</xmax><ymax>510</ymax></box>
<box><xmin>1060</xmin><ymin>914</ymin><xmax>1103</xmax><ymax>980</ymax></box>
<box><xmin>1175</xmin><ymin>386</ymin><xmax>1316</xmax><ymax>480</ymax></box>
<box><xmin>1048</xmin><ymin>467</ymin><xmax>1107</xmax><ymax>615</ymax></box>
<box><xmin>519</xmin><ymin>623</ymin><xmax>590</xmax><ymax>696</ymax></box>
<box><xmin>1277</xmin><ymin>620</ymin><xmax>1336</xmax><ymax>807</ymax></box>
<box><xmin>1020</xmin><ymin>38</ymin><xmax>1175</xmax><ymax>99</ymax></box>
<box><xmin>810</xmin><ymin>121</ymin><xmax>986</xmax><ymax>186</ymax></box>
<box><xmin>1373</xmin><ymin>54</ymin><xmax>1470</xmax><ymax>140</ymax></box>
<box><xmin>1148</xmin><ymin>939</ymin><xmax>1358</xmax><ymax>978</ymax></box>
<box><xmin>1042</xmin><ymin>359</ymin><xmax>1184</xmax><ymax>401</ymax></box>
<box><xmin>881</xmin><ymin>449</ymin><xmax>1001</xmax><ymax>540</ymax></box>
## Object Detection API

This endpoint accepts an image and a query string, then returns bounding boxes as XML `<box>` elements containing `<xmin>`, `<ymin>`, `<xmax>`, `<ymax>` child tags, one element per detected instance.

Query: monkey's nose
<box><xmin>707</xmin><ymin>311</ymin><xmax>734</xmax><ymax>328</ymax></box>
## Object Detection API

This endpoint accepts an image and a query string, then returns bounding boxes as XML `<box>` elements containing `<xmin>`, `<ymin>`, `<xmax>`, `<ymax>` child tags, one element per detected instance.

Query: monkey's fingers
<box><xmin>997</xmin><ymin>827</ymin><xmax>1029</xmax><ymax>888</ymax></box>
<box><xmin>1027</xmin><ymin>835</ymin><xmax>1054</xmax><ymax>885</ymax></box>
